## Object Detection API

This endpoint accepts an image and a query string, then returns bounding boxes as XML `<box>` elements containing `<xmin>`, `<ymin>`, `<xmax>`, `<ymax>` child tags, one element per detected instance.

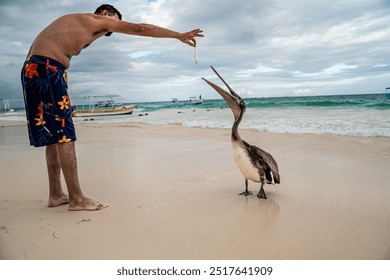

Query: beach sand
<box><xmin>0</xmin><ymin>122</ymin><xmax>389</xmax><ymax>260</ymax></box>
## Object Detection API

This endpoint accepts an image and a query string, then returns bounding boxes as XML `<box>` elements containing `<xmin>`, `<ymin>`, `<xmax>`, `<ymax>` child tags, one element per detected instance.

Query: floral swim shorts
<box><xmin>21</xmin><ymin>55</ymin><xmax>76</xmax><ymax>147</ymax></box>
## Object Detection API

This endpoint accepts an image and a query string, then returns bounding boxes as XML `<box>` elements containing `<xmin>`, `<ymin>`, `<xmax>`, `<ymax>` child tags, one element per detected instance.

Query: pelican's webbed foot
<box><xmin>239</xmin><ymin>190</ymin><xmax>253</xmax><ymax>196</ymax></box>
<box><xmin>239</xmin><ymin>179</ymin><xmax>253</xmax><ymax>196</ymax></box>
<box><xmin>257</xmin><ymin>183</ymin><xmax>267</xmax><ymax>199</ymax></box>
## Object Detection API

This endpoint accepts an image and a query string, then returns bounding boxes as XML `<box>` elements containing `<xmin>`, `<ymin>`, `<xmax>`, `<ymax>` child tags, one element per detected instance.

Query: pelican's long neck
<box><xmin>231</xmin><ymin>110</ymin><xmax>244</xmax><ymax>142</ymax></box>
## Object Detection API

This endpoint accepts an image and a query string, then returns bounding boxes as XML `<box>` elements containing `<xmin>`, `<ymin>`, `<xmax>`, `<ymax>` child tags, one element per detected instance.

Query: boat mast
<box><xmin>1</xmin><ymin>99</ymin><xmax>11</xmax><ymax>113</ymax></box>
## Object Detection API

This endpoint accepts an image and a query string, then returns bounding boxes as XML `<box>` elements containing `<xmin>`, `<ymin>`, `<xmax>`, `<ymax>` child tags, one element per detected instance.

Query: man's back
<box><xmin>28</xmin><ymin>13</ymin><xmax>118</xmax><ymax>68</ymax></box>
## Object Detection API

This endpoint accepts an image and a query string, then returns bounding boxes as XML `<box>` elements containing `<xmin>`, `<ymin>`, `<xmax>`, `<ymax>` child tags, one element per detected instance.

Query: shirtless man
<box><xmin>21</xmin><ymin>4</ymin><xmax>204</xmax><ymax>211</ymax></box>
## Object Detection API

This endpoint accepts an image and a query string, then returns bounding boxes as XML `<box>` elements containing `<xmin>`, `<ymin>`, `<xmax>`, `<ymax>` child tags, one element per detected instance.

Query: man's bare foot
<box><xmin>69</xmin><ymin>196</ymin><xmax>108</xmax><ymax>211</ymax></box>
<box><xmin>48</xmin><ymin>194</ymin><xmax>70</xmax><ymax>207</ymax></box>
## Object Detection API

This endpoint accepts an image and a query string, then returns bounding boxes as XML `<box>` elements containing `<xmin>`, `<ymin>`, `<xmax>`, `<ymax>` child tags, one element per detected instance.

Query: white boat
<box><xmin>385</xmin><ymin>87</ymin><xmax>390</xmax><ymax>99</ymax></box>
<box><xmin>171</xmin><ymin>96</ymin><xmax>204</xmax><ymax>105</ymax></box>
<box><xmin>1</xmin><ymin>99</ymin><xmax>13</xmax><ymax>113</ymax></box>
<box><xmin>72</xmin><ymin>104</ymin><xmax>136</xmax><ymax>117</ymax></box>
<box><xmin>72</xmin><ymin>95</ymin><xmax>136</xmax><ymax>117</ymax></box>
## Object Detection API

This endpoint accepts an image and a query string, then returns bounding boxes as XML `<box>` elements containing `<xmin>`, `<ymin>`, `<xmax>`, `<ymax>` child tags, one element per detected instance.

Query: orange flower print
<box><xmin>55</xmin><ymin>117</ymin><xmax>65</xmax><ymax>128</ymax></box>
<box><xmin>25</xmin><ymin>63</ymin><xmax>39</xmax><ymax>79</ymax></box>
<box><xmin>58</xmin><ymin>135</ymin><xmax>72</xmax><ymax>143</ymax></box>
<box><xmin>35</xmin><ymin>103</ymin><xmax>45</xmax><ymax>126</ymax></box>
<box><xmin>36</xmin><ymin>103</ymin><xmax>44</xmax><ymax>118</ymax></box>
<box><xmin>46</xmin><ymin>59</ymin><xmax>58</xmax><ymax>72</ymax></box>
<box><xmin>58</xmin><ymin>95</ymin><xmax>70</xmax><ymax>110</ymax></box>
<box><xmin>34</xmin><ymin>116</ymin><xmax>46</xmax><ymax>126</ymax></box>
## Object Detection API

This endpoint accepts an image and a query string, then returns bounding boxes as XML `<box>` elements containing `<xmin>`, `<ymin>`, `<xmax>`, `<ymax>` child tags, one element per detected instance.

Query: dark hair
<box><xmin>94</xmin><ymin>4</ymin><xmax>122</xmax><ymax>36</ymax></box>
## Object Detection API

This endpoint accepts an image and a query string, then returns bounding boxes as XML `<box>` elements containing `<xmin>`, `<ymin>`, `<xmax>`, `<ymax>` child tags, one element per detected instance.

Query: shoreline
<box><xmin>0</xmin><ymin>123</ymin><xmax>389</xmax><ymax>259</ymax></box>
<box><xmin>2</xmin><ymin>117</ymin><xmax>389</xmax><ymax>141</ymax></box>
<box><xmin>1</xmin><ymin>102</ymin><xmax>390</xmax><ymax>138</ymax></box>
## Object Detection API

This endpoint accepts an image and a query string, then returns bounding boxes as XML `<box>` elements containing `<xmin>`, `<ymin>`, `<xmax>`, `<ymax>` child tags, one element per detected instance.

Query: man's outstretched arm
<box><xmin>133</xmin><ymin>23</ymin><xmax>203</xmax><ymax>47</ymax></box>
<box><xmin>98</xmin><ymin>17</ymin><xmax>204</xmax><ymax>47</ymax></box>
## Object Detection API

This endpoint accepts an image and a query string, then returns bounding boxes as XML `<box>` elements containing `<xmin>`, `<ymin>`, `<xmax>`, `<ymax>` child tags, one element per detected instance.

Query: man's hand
<box><xmin>178</xmin><ymin>29</ymin><xmax>204</xmax><ymax>47</ymax></box>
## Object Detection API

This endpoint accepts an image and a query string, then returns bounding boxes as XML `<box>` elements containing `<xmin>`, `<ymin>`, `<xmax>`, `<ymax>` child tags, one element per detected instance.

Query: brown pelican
<box><xmin>202</xmin><ymin>66</ymin><xmax>280</xmax><ymax>199</ymax></box>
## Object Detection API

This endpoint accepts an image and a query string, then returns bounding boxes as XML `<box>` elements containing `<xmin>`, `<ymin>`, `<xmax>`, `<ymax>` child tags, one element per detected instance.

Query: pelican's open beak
<box><xmin>202</xmin><ymin>66</ymin><xmax>244</xmax><ymax>118</ymax></box>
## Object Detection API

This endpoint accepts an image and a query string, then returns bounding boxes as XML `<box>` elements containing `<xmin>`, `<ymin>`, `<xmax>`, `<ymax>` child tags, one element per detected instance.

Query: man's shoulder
<box><xmin>52</xmin><ymin>13</ymin><xmax>104</xmax><ymax>28</ymax></box>
<box><xmin>60</xmin><ymin>13</ymin><xmax>95</xmax><ymax>20</ymax></box>
<box><xmin>63</xmin><ymin>13</ymin><xmax>114</xmax><ymax>24</ymax></box>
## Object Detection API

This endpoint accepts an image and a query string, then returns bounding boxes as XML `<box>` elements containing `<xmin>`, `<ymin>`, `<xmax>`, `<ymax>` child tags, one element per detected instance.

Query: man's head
<box><xmin>94</xmin><ymin>4</ymin><xmax>122</xmax><ymax>37</ymax></box>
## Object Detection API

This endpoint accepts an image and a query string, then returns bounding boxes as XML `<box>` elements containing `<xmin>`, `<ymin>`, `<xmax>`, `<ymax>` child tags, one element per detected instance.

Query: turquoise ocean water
<box><xmin>2</xmin><ymin>94</ymin><xmax>389</xmax><ymax>137</ymax></box>
<box><xmin>127</xmin><ymin>93</ymin><xmax>390</xmax><ymax>137</ymax></box>
<box><xmin>137</xmin><ymin>93</ymin><xmax>390</xmax><ymax>112</ymax></box>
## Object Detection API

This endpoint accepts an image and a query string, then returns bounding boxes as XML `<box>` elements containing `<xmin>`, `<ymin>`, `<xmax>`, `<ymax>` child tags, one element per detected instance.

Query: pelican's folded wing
<box><xmin>244</xmin><ymin>140</ymin><xmax>280</xmax><ymax>184</ymax></box>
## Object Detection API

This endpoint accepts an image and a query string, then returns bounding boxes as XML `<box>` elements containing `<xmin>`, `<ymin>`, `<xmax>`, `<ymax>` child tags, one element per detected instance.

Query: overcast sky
<box><xmin>1</xmin><ymin>0</ymin><xmax>390</xmax><ymax>104</ymax></box>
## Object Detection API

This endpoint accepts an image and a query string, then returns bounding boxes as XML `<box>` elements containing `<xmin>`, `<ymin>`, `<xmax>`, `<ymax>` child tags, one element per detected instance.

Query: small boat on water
<box><xmin>385</xmin><ymin>87</ymin><xmax>390</xmax><ymax>99</ymax></box>
<box><xmin>171</xmin><ymin>95</ymin><xmax>204</xmax><ymax>105</ymax></box>
<box><xmin>0</xmin><ymin>99</ymin><xmax>14</xmax><ymax>113</ymax></box>
<box><xmin>72</xmin><ymin>104</ymin><xmax>136</xmax><ymax>117</ymax></box>
<box><xmin>72</xmin><ymin>95</ymin><xmax>136</xmax><ymax>117</ymax></box>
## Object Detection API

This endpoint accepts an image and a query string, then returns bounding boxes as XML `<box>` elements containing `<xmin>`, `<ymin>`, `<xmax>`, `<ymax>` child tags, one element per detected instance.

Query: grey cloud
<box><xmin>1</xmin><ymin>0</ymin><xmax>390</xmax><ymax>105</ymax></box>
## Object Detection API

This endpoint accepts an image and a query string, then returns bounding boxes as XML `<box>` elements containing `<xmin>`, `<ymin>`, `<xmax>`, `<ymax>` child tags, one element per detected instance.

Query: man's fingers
<box><xmin>181</xmin><ymin>29</ymin><xmax>203</xmax><ymax>47</ymax></box>
<box><xmin>195</xmin><ymin>29</ymin><xmax>204</xmax><ymax>37</ymax></box>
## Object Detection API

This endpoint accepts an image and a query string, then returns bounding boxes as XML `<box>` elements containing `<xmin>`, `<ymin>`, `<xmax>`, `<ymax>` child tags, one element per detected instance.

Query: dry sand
<box><xmin>0</xmin><ymin>122</ymin><xmax>389</xmax><ymax>260</ymax></box>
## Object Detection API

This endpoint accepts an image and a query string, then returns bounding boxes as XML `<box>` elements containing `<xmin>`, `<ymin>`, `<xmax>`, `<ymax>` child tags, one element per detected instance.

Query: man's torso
<box><xmin>27</xmin><ymin>13</ymin><xmax>108</xmax><ymax>68</ymax></box>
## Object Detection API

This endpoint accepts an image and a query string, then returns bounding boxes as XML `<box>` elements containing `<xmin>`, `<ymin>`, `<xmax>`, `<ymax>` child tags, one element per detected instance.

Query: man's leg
<box><xmin>46</xmin><ymin>144</ymin><xmax>69</xmax><ymax>207</ymax></box>
<box><xmin>56</xmin><ymin>141</ymin><xmax>108</xmax><ymax>211</ymax></box>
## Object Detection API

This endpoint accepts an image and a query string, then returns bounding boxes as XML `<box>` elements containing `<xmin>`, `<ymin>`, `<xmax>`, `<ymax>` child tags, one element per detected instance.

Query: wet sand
<box><xmin>0</xmin><ymin>123</ymin><xmax>389</xmax><ymax>259</ymax></box>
